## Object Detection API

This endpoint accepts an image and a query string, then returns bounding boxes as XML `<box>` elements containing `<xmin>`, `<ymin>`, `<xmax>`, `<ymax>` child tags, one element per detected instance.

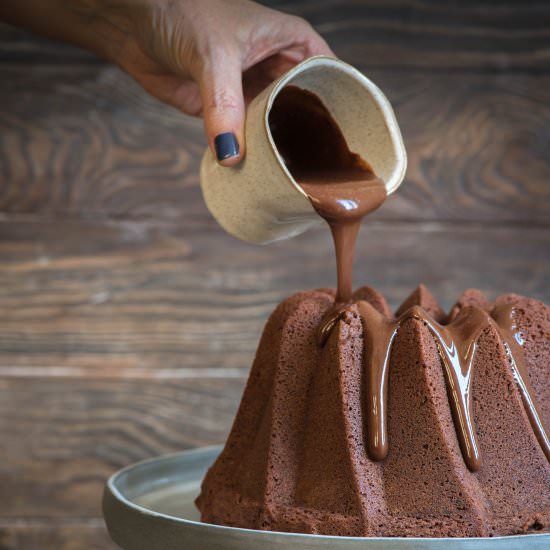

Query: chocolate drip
<box><xmin>268</xmin><ymin>86</ymin><xmax>387</xmax><ymax>303</ymax></box>
<box><xmin>418</xmin><ymin>306</ymin><xmax>486</xmax><ymax>472</ymax></box>
<box><xmin>356</xmin><ymin>301</ymin><xmax>399</xmax><ymax>462</ymax></box>
<box><xmin>356</xmin><ymin>302</ymin><xmax>484</xmax><ymax>471</ymax></box>
<box><xmin>318</xmin><ymin>301</ymin><xmax>550</xmax><ymax>472</ymax></box>
<box><xmin>492</xmin><ymin>304</ymin><xmax>550</xmax><ymax>463</ymax></box>
<box><xmin>317</xmin><ymin>303</ymin><xmax>349</xmax><ymax>347</ymax></box>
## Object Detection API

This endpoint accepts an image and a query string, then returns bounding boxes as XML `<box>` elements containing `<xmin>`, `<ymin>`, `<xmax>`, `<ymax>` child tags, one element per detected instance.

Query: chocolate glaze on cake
<box><xmin>196</xmin><ymin>286</ymin><xmax>550</xmax><ymax>537</ymax></box>
<box><xmin>318</xmin><ymin>298</ymin><xmax>550</xmax><ymax>472</ymax></box>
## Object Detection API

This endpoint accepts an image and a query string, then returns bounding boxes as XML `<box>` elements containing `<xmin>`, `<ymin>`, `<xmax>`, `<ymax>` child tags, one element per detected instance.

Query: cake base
<box><xmin>103</xmin><ymin>446</ymin><xmax>550</xmax><ymax>550</ymax></box>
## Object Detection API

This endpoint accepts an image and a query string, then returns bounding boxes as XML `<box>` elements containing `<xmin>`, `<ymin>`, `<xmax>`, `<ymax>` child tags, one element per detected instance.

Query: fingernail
<box><xmin>214</xmin><ymin>132</ymin><xmax>239</xmax><ymax>161</ymax></box>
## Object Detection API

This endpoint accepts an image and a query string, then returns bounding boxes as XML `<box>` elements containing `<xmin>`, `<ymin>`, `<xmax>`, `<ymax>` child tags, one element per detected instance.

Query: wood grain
<box><xmin>1</xmin><ymin>66</ymin><xmax>549</xmax><ymax>224</ymax></box>
<box><xmin>0</xmin><ymin>377</ymin><xmax>244</xmax><ymax>518</ymax></box>
<box><xmin>0</xmin><ymin>66</ymin><xmax>206</xmax><ymax>221</ymax></box>
<box><xmin>0</xmin><ymin>218</ymin><xmax>548</xmax><ymax>377</ymax></box>
<box><xmin>272</xmin><ymin>0</ymin><xmax>550</xmax><ymax>71</ymax></box>
<box><xmin>0</xmin><ymin>521</ymin><xmax>115</xmax><ymax>550</ymax></box>
<box><xmin>2</xmin><ymin>0</ymin><xmax>550</xmax><ymax>70</ymax></box>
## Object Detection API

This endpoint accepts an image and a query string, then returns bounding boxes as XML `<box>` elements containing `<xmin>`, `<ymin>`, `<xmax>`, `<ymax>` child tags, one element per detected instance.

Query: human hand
<box><xmin>108</xmin><ymin>0</ymin><xmax>333</xmax><ymax>165</ymax></box>
<box><xmin>0</xmin><ymin>0</ymin><xmax>332</xmax><ymax>164</ymax></box>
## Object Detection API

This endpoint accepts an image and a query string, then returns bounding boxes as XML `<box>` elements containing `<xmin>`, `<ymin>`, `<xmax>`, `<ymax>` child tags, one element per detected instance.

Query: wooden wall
<box><xmin>0</xmin><ymin>1</ymin><xmax>549</xmax><ymax>547</ymax></box>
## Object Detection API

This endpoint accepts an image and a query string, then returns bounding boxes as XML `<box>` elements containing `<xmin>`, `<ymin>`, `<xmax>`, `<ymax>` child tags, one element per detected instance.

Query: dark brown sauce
<box><xmin>268</xmin><ymin>85</ymin><xmax>387</xmax><ymax>303</ymax></box>
<box><xmin>492</xmin><ymin>305</ymin><xmax>550</xmax><ymax>463</ymax></box>
<box><xmin>318</xmin><ymin>301</ymin><xmax>550</xmax><ymax>471</ymax></box>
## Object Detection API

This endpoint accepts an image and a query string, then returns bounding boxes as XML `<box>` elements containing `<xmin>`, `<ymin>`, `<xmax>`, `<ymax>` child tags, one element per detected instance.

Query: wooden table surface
<box><xmin>1</xmin><ymin>1</ymin><xmax>549</xmax><ymax>548</ymax></box>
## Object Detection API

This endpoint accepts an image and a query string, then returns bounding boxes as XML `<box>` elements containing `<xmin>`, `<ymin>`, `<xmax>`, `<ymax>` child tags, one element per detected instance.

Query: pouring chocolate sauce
<box><xmin>268</xmin><ymin>85</ymin><xmax>550</xmax><ymax>472</ymax></box>
<box><xmin>268</xmin><ymin>85</ymin><xmax>387</xmax><ymax>303</ymax></box>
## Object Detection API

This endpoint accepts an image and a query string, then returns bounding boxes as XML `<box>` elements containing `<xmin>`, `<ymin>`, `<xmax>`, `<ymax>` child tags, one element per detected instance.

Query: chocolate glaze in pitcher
<box><xmin>269</xmin><ymin>85</ymin><xmax>387</xmax><ymax>303</ymax></box>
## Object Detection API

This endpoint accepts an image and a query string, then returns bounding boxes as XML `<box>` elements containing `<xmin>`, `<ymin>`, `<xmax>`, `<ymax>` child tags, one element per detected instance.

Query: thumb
<box><xmin>199</xmin><ymin>53</ymin><xmax>245</xmax><ymax>167</ymax></box>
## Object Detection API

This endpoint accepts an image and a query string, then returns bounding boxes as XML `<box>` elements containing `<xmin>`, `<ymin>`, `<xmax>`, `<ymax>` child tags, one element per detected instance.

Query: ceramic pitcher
<box><xmin>200</xmin><ymin>55</ymin><xmax>407</xmax><ymax>244</ymax></box>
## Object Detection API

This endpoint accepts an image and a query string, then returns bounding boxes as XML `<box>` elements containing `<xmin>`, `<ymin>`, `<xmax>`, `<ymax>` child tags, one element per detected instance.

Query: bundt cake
<box><xmin>196</xmin><ymin>285</ymin><xmax>550</xmax><ymax>537</ymax></box>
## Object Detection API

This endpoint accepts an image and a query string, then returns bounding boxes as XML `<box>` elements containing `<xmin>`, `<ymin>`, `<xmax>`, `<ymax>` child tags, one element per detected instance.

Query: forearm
<box><xmin>0</xmin><ymin>0</ymin><xmax>135</xmax><ymax>62</ymax></box>
<box><xmin>1</xmin><ymin>0</ymin><xmax>332</xmax><ymax>166</ymax></box>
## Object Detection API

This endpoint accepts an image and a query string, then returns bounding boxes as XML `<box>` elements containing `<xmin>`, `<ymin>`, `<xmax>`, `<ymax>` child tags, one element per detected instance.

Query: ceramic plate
<box><xmin>103</xmin><ymin>446</ymin><xmax>550</xmax><ymax>549</ymax></box>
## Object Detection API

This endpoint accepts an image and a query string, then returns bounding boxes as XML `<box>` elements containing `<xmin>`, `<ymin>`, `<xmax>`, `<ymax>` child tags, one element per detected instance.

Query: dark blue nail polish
<box><xmin>214</xmin><ymin>132</ymin><xmax>239</xmax><ymax>161</ymax></box>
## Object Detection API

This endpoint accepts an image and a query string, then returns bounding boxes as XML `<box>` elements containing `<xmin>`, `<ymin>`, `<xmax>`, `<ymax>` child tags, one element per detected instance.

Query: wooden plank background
<box><xmin>0</xmin><ymin>1</ymin><xmax>549</xmax><ymax>548</ymax></box>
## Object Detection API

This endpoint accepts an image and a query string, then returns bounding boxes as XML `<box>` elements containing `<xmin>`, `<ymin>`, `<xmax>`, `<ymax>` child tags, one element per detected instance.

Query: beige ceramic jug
<box><xmin>200</xmin><ymin>56</ymin><xmax>407</xmax><ymax>244</ymax></box>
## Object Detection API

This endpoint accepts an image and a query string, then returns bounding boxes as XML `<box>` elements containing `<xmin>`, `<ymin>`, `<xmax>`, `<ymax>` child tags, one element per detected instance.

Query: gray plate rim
<box><xmin>104</xmin><ymin>445</ymin><xmax>549</xmax><ymax>546</ymax></box>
